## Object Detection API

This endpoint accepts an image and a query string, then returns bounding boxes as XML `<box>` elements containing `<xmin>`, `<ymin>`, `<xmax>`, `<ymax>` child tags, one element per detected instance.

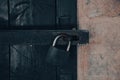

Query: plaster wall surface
<box><xmin>77</xmin><ymin>0</ymin><xmax>120</xmax><ymax>80</ymax></box>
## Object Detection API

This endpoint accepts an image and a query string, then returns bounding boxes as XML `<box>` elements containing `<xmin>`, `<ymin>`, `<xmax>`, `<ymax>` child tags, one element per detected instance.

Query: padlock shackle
<box><xmin>52</xmin><ymin>35</ymin><xmax>71</xmax><ymax>52</ymax></box>
<box><xmin>67</xmin><ymin>41</ymin><xmax>71</xmax><ymax>52</ymax></box>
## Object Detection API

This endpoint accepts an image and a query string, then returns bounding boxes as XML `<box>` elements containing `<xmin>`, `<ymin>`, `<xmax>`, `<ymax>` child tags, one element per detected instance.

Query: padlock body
<box><xmin>46</xmin><ymin>46</ymin><xmax>70</xmax><ymax>66</ymax></box>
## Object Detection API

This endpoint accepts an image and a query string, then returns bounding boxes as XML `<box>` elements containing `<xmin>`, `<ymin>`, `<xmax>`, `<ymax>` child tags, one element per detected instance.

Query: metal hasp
<box><xmin>0</xmin><ymin>30</ymin><xmax>89</xmax><ymax>45</ymax></box>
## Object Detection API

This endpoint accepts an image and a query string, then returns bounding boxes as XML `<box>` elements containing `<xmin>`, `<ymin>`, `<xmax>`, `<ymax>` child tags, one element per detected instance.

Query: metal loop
<box><xmin>52</xmin><ymin>35</ymin><xmax>71</xmax><ymax>51</ymax></box>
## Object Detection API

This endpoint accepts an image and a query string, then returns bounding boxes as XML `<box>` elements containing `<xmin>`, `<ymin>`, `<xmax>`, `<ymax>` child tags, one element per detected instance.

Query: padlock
<box><xmin>46</xmin><ymin>35</ymin><xmax>71</xmax><ymax>66</ymax></box>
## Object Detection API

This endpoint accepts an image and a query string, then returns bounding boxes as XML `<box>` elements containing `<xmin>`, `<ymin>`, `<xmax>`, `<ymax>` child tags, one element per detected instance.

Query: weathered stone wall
<box><xmin>77</xmin><ymin>0</ymin><xmax>120</xmax><ymax>80</ymax></box>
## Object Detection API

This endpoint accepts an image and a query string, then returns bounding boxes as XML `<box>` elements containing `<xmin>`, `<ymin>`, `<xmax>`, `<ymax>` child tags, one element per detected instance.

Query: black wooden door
<box><xmin>0</xmin><ymin>0</ymin><xmax>78</xmax><ymax>80</ymax></box>
<box><xmin>0</xmin><ymin>0</ymin><xmax>77</xmax><ymax>30</ymax></box>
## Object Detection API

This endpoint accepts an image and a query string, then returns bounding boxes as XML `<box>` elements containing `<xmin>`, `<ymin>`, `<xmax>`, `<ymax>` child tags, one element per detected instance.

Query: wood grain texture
<box><xmin>77</xmin><ymin>0</ymin><xmax>120</xmax><ymax>80</ymax></box>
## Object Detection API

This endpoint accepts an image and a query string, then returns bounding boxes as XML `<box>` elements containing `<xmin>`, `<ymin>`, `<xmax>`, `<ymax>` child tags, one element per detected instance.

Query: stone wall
<box><xmin>77</xmin><ymin>0</ymin><xmax>120</xmax><ymax>80</ymax></box>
